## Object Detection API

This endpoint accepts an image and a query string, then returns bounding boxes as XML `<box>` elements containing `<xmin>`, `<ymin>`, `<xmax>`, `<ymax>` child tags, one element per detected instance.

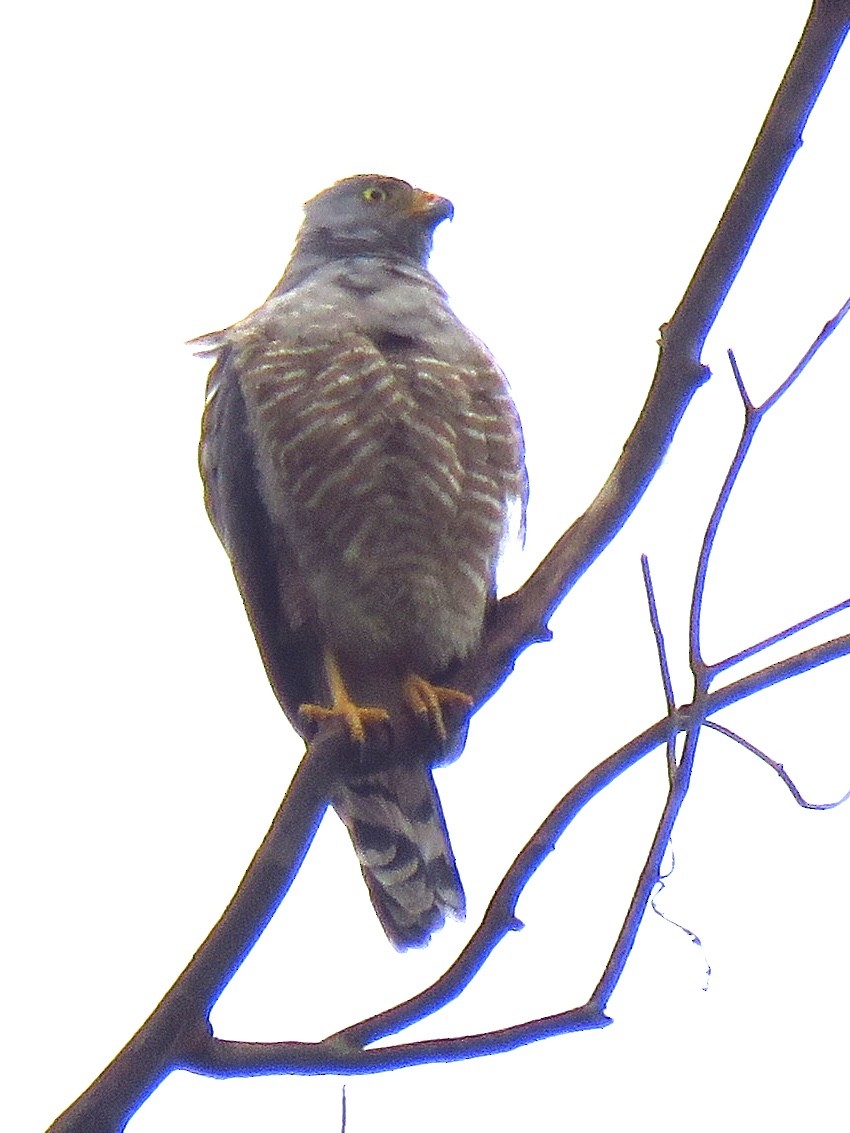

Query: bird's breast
<box><xmin>238</xmin><ymin>282</ymin><xmax>523</xmax><ymax>673</ymax></box>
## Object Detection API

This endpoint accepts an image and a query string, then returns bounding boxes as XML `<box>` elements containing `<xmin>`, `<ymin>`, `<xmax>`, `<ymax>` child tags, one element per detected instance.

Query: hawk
<box><xmin>198</xmin><ymin>175</ymin><xmax>526</xmax><ymax>947</ymax></box>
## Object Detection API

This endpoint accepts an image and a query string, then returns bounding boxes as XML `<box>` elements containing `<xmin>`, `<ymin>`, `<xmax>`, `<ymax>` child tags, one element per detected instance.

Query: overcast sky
<box><xmin>5</xmin><ymin>3</ymin><xmax>850</xmax><ymax>1131</ymax></box>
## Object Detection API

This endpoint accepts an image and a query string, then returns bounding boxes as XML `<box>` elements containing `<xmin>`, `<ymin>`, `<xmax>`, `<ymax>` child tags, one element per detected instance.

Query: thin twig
<box><xmin>711</xmin><ymin>596</ymin><xmax>850</xmax><ymax>676</ymax></box>
<box><xmin>760</xmin><ymin>295</ymin><xmax>850</xmax><ymax>415</ymax></box>
<box><xmin>690</xmin><ymin>295</ymin><xmax>850</xmax><ymax>682</ymax></box>
<box><xmin>641</xmin><ymin>554</ymin><xmax>678</xmax><ymax>777</ymax></box>
<box><xmin>590</xmin><ymin>719</ymin><xmax>702</xmax><ymax>1010</ymax></box>
<box><xmin>705</xmin><ymin>720</ymin><xmax>850</xmax><ymax>809</ymax></box>
<box><xmin>688</xmin><ymin>409</ymin><xmax>757</xmax><ymax>677</ymax></box>
<box><xmin>727</xmin><ymin>348</ymin><xmax>754</xmax><ymax>411</ymax></box>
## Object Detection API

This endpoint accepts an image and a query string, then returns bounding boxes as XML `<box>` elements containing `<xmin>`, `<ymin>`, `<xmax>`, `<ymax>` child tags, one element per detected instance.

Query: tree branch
<box><xmin>47</xmin><ymin>726</ymin><xmax>344</xmax><ymax>1133</ymax></box>
<box><xmin>178</xmin><ymin>631</ymin><xmax>850</xmax><ymax>1076</ymax></box>
<box><xmin>705</xmin><ymin>720</ymin><xmax>850</xmax><ymax>810</ymax></box>
<box><xmin>690</xmin><ymin>298</ymin><xmax>850</xmax><ymax>678</ymax></box>
<box><xmin>460</xmin><ymin>1</ymin><xmax>850</xmax><ymax>709</ymax></box>
<box><xmin>640</xmin><ymin>553</ymin><xmax>678</xmax><ymax>777</ymax></box>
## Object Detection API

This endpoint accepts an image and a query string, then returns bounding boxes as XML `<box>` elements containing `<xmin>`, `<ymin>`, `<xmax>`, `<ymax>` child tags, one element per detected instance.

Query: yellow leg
<box><xmin>299</xmin><ymin>653</ymin><xmax>390</xmax><ymax>744</ymax></box>
<box><xmin>402</xmin><ymin>673</ymin><xmax>473</xmax><ymax>744</ymax></box>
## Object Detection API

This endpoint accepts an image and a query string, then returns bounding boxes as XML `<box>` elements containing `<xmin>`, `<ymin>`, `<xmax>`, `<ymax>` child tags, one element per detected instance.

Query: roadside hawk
<box><xmin>198</xmin><ymin>175</ymin><xmax>527</xmax><ymax>947</ymax></box>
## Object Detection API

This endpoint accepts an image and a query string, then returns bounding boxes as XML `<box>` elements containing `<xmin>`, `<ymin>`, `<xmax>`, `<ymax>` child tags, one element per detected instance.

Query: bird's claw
<box><xmin>402</xmin><ymin>674</ymin><xmax>472</xmax><ymax>744</ymax></box>
<box><xmin>299</xmin><ymin>700</ymin><xmax>390</xmax><ymax>746</ymax></box>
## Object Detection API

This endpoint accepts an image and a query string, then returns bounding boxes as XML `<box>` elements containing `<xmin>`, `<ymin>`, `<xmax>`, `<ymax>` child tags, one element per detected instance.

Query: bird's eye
<box><xmin>361</xmin><ymin>186</ymin><xmax>388</xmax><ymax>203</ymax></box>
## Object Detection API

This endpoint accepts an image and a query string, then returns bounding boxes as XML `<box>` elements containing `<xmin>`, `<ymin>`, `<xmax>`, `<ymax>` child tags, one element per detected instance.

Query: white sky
<box><xmin>4</xmin><ymin>2</ymin><xmax>850</xmax><ymax>1131</ymax></box>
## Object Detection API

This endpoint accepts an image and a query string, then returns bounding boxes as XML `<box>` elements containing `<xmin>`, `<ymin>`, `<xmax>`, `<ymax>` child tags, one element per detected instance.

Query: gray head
<box><xmin>277</xmin><ymin>175</ymin><xmax>454</xmax><ymax>290</ymax></box>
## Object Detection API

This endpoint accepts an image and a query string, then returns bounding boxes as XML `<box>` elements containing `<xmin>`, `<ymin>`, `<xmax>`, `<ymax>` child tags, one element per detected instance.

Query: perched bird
<box><xmin>198</xmin><ymin>175</ymin><xmax>527</xmax><ymax>947</ymax></box>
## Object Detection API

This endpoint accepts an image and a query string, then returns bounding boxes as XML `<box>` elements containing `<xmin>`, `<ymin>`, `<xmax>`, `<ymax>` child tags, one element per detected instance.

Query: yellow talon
<box><xmin>299</xmin><ymin>701</ymin><xmax>390</xmax><ymax>745</ymax></box>
<box><xmin>299</xmin><ymin>653</ymin><xmax>389</xmax><ymax>744</ymax></box>
<box><xmin>402</xmin><ymin>673</ymin><xmax>473</xmax><ymax>743</ymax></box>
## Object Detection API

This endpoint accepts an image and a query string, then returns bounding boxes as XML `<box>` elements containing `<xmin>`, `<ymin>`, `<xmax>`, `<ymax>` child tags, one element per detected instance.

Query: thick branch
<box><xmin>460</xmin><ymin>0</ymin><xmax>850</xmax><ymax>708</ymax></box>
<box><xmin>47</xmin><ymin>727</ymin><xmax>344</xmax><ymax>1133</ymax></box>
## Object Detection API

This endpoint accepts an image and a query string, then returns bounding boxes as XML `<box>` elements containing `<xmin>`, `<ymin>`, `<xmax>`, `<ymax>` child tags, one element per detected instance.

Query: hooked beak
<box><xmin>407</xmin><ymin>188</ymin><xmax>455</xmax><ymax>223</ymax></box>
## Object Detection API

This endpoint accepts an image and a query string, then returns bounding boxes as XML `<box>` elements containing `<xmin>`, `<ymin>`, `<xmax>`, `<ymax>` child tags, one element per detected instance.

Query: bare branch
<box><xmin>46</xmin><ymin>726</ymin><xmax>344</xmax><ymax>1133</ymax></box>
<box><xmin>641</xmin><ymin>554</ymin><xmax>676</xmax><ymax>716</ymax></box>
<box><xmin>761</xmin><ymin>294</ymin><xmax>850</xmax><ymax>414</ymax></box>
<box><xmin>185</xmin><ymin>1007</ymin><xmax>609</xmax><ymax>1075</ymax></box>
<box><xmin>727</xmin><ymin>348</ymin><xmax>755</xmax><ymax>411</ymax></box>
<box><xmin>460</xmin><ymin>3</ymin><xmax>850</xmax><ymax>712</ymax></box>
<box><xmin>179</xmin><ymin>632</ymin><xmax>850</xmax><ymax>1076</ymax></box>
<box><xmin>688</xmin><ymin>391</ymin><xmax>757</xmax><ymax>677</ymax></box>
<box><xmin>641</xmin><ymin>554</ymin><xmax>678</xmax><ymax>777</ymax></box>
<box><xmin>712</xmin><ymin>596</ymin><xmax>850</xmax><ymax>676</ymax></box>
<box><xmin>705</xmin><ymin>720</ymin><xmax>850</xmax><ymax>810</ymax></box>
<box><xmin>591</xmin><ymin>719</ymin><xmax>701</xmax><ymax>1010</ymax></box>
<box><xmin>690</xmin><ymin>295</ymin><xmax>850</xmax><ymax>679</ymax></box>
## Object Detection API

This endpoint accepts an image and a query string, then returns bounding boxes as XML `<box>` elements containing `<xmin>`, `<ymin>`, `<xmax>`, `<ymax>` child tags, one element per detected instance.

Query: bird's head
<box><xmin>294</xmin><ymin>174</ymin><xmax>454</xmax><ymax>268</ymax></box>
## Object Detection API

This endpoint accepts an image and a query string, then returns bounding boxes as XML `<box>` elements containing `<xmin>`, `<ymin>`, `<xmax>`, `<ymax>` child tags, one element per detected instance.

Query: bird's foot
<box><xmin>402</xmin><ymin>673</ymin><xmax>473</xmax><ymax>744</ymax></box>
<box><xmin>299</xmin><ymin>699</ymin><xmax>390</xmax><ymax>745</ymax></box>
<box><xmin>300</xmin><ymin>652</ymin><xmax>390</xmax><ymax>745</ymax></box>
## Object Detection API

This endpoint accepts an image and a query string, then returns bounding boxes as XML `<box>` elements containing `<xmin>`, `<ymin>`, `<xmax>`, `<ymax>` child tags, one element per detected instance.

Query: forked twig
<box><xmin>689</xmin><ymin>298</ymin><xmax>850</xmax><ymax>681</ymax></box>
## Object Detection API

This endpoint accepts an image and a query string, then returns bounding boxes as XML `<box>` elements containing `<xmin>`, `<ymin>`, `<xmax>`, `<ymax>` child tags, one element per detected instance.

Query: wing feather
<box><xmin>199</xmin><ymin>347</ymin><xmax>321</xmax><ymax>725</ymax></box>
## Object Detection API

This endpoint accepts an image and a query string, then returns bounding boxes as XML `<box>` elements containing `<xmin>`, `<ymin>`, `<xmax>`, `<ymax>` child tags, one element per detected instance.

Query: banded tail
<box><xmin>333</xmin><ymin>763</ymin><xmax>465</xmax><ymax>948</ymax></box>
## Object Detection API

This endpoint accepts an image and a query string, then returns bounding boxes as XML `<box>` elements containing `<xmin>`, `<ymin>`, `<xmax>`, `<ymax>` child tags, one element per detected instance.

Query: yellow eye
<box><xmin>362</xmin><ymin>186</ymin><xmax>388</xmax><ymax>203</ymax></box>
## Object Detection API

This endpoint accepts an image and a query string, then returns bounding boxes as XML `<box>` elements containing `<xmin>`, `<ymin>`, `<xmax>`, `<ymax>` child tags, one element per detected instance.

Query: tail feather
<box><xmin>332</xmin><ymin>764</ymin><xmax>465</xmax><ymax>949</ymax></box>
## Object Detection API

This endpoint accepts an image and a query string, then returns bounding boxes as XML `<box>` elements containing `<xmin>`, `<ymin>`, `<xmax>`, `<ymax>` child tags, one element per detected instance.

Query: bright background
<box><xmin>4</xmin><ymin>2</ymin><xmax>850</xmax><ymax>1130</ymax></box>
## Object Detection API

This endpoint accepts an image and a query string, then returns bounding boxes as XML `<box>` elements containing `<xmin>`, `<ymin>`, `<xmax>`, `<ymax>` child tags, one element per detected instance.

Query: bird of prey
<box><xmin>198</xmin><ymin>175</ymin><xmax>526</xmax><ymax>947</ymax></box>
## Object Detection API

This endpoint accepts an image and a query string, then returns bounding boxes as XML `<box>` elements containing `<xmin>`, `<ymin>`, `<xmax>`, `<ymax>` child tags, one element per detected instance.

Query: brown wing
<box><xmin>199</xmin><ymin>341</ymin><xmax>323</xmax><ymax>726</ymax></box>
